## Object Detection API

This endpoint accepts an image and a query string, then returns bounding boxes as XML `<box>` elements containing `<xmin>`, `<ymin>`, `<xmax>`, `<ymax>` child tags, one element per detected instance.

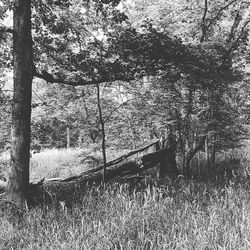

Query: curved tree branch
<box><xmin>33</xmin><ymin>67</ymin><xmax>134</xmax><ymax>86</ymax></box>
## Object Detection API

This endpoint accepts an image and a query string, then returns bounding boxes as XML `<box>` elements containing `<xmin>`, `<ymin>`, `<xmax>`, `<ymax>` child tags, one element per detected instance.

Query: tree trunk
<box><xmin>96</xmin><ymin>84</ymin><xmax>107</xmax><ymax>183</ymax></box>
<box><xmin>184</xmin><ymin>135</ymin><xmax>207</xmax><ymax>177</ymax></box>
<box><xmin>197</xmin><ymin>150</ymin><xmax>201</xmax><ymax>177</ymax></box>
<box><xmin>205</xmin><ymin>136</ymin><xmax>209</xmax><ymax>171</ymax></box>
<box><xmin>66</xmin><ymin>127</ymin><xmax>70</xmax><ymax>148</ymax></box>
<box><xmin>128</xmin><ymin>117</ymin><xmax>136</xmax><ymax>150</ymax></box>
<box><xmin>5</xmin><ymin>0</ymin><xmax>33</xmax><ymax>207</ymax></box>
<box><xmin>158</xmin><ymin>129</ymin><xmax>179</xmax><ymax>179</ymax></box>
<box><xmin>159</xmin><ymin>148</ymin><xmax>179</xmax><ymax>179</ymax></box>
<box><xmin>78</xmin><ymin>132</ymin><xmax>83</xmax><ymax>148</ymax></box>
<box><xmin>211</xmin><ymin>134</ymin><xmax>216</xmax><ymax>170</ymax></box>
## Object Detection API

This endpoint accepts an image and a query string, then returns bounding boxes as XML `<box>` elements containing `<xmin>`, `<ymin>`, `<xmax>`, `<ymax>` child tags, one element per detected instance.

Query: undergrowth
<box><xmin>1</xmin><ymin>179</ymin><xmax>250</xmax><ymax>249</ymax></box>
<box><xmin>1</xmin><ymin>145</ymin><xmax>250</xmax><ymax>249</ymax></box>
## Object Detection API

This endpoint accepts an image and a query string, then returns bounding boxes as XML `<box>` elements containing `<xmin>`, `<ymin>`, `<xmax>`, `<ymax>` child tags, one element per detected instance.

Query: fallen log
<box><xmin>44</xmin><ymin>140</ymin><xmax>162</xmax><ymax>184</ymax></box>
<box><xmin>45</xmin><ymin>147</ymin><xmax>170</xmax><ymax>185</ymax></box>
<box><xmin>0</xmin><ymin>141</ymin><xmax>173</xmax><ymax>202</ymax></box>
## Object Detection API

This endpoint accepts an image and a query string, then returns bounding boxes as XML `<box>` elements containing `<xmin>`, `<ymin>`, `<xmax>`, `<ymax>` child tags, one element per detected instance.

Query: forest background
<box><xmin>1</xmin><ymin>0</ymin><xmax>250</xmax><ymax>176</ymax></box>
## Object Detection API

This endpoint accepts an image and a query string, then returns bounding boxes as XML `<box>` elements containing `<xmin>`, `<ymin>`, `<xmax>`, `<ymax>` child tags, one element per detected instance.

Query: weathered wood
<box><xmin>56</xmin><ymin>139</ymin><xmax>162</xmax><ymax>183</ymax></box>
<box><xmin>107</xmin><ymin>139</ymin><xmax>161</xmax><ymax>166</ymax></box>
<box><xmin>0</xmin><ymin>140</ymin><xmax>175</xmax><ymax>202</ymax></box>
<box><xmin>52</xmin><ymin>147</ymin><xmax>171</xmax><ymax>185</ymax></box>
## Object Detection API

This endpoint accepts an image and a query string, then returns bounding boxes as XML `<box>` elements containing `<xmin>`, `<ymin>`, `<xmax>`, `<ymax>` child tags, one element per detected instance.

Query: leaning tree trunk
<box><xmin>5</xmin><ymin>0</ymin><xmax>33</xmax><ymax>207</ymax></box>
<box><xmin>184</xmin><ymin>135</ymin><xmax>207</xmax><ymax>177</ymax></box>
<box><xmin>158</xmin><ymin>129</ymin><xmax>179</xmax><ymax>179</ymax></box>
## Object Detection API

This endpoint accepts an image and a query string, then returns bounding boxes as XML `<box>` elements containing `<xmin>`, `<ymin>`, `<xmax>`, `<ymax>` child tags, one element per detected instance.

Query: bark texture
<box><xmin>5</xmin><ymin>0</ymin><xmax>33</xmax><ymax>206</ymax></box>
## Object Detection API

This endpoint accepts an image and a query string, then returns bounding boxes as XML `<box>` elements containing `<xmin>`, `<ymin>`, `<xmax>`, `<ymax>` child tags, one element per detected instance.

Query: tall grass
<box><xmin>1</xmin><ymin>144</ymin><xmax>250</xmax><ymax>249</ymax></box>
<box><xmin>30</xmin><ymin>148</ymin><xmax>84</xmax><ymax>180</ymax></box>
<box><xmin>1</xmin><ymin>180</ymin><xmax>250</xmax><ymax>249</ymax></box>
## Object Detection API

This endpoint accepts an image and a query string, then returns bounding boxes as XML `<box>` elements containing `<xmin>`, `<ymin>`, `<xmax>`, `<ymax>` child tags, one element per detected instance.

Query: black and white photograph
<box><xmin>0</xmin><ymin>0</ymin><xmax>250</xmax><ymax>249</ymax></box>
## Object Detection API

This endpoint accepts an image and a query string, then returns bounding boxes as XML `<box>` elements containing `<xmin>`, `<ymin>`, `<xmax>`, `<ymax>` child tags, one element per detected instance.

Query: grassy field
<box><xmin>0</xmin><ymin>146</ymin><xmax>250</xmax><ymax>249</ymax></box>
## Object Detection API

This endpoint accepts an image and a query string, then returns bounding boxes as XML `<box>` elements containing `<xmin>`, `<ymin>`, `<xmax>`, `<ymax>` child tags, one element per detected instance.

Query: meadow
<box><xmin>0</xmin><ymin>145</ymin><xmax>250</xmax><ymax>249</ymax></box>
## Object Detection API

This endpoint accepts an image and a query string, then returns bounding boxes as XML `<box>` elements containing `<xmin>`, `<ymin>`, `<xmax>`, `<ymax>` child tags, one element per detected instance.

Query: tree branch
<box><xmin>219</xmin><ymin>19</ymin><xmax>250</xmax><ymax>70</ymax></box>
<box><xmin>200</xmin><ymin>0</ymin><xmax>208</xmax><ymax>43</ymax></box>
<box><xmin>200</xmin><ymin>0</ymin><xmax>238</xmax><ymax>43</ymax></box>
<box><xmin>227</xmin><ymin>11</ymin><xmax>242</xmax><ymax>43</ymax></box>
<box><xmin>206</xmin><ymin>0</ymin><xmax>238</xmax><ymax>31</ymax></box>
<box><xmin>33</xmin><ymin>67</ymin><xmax>134</xmax><ymax>86</ymax></box>
<box><xmin>103</xmin><ymin>98</ymin><xmax>135</xmax><ymax>124</ymax></box>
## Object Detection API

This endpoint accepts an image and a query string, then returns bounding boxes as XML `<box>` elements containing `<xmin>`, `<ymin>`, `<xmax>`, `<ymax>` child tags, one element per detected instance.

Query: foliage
<box><xmin>32</xmin><ymin>0</ymin><xmax>128</xmax><ymax>83</ymax></box>
<box><xmin>0</xmin><ymin>0</ymin><xmax>250</xmax><ymax>175</ymax></box>
<box><xmin>0</xmin><ymin>73</ymin><xmax>11</xmax><ymax>151</ymax></box>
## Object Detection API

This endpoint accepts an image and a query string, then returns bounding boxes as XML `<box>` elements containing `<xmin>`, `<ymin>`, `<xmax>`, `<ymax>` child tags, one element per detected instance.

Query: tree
<box><xmin>0</xmin><ymin>0</ymin><xmax>125</xmax><ymax>207</ymax></box>
<box><xmin>4</xmin><ymin>0</ymin><xmax>33</xmax><ymax>207</ymax></box>
<box><xmin>124</xmin><ymin>0</ymin><xmax>250</xmax><ymax>176</ymax></box>
<box><xmin>96</xmin><ymin>83</ymin><xmax>107</xmax><ymax>182</ymax></box>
